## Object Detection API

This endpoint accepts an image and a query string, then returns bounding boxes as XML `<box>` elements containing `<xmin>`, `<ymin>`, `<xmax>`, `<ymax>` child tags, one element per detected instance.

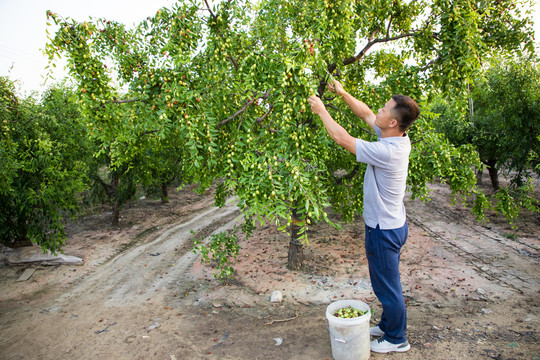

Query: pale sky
<box><xmin>1</xmin><ymin>0</ymin><xmax>539</xmax><ymax>96</ymax></box>
<box><xmin>0</xmin><ymin>0</ymin><xmax>175</xmax><ymax>96</ymax></box>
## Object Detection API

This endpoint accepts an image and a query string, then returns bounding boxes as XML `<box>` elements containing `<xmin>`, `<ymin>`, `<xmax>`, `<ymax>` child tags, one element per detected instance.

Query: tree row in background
<box><xmin>0</xmin><ymin>78</ymin><xmax>188</xmax><ymax>253</ymax></box>
<box><xmin>431</xmin><ymin>57</ymin><xmax>539</xmax><ymax>222</ymax></box>
<box><xmin>1</xmin><ymin>79</ymin><xmax>88</xmax><ymax>253</ymax></box>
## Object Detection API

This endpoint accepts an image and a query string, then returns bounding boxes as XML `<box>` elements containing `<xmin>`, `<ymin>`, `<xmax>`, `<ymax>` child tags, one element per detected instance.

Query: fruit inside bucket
<box><xmin>333</xmin><ymin>306</ymin><xmax>368</xmax><ymax>319</ymax></box>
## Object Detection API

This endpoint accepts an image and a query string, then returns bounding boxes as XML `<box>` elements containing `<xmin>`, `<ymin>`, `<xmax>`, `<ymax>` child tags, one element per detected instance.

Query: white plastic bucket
<box><xmin>326</xmin><ymin>300</ymin><xmax>371</xmax><ymax>360</ymax></box>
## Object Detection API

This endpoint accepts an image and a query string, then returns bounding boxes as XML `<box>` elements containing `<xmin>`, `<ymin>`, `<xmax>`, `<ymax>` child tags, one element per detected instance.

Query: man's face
<box><xmin>375</xmin><ymin>99</ymin><xmax>398</xmax><ymax>130</ymax></box>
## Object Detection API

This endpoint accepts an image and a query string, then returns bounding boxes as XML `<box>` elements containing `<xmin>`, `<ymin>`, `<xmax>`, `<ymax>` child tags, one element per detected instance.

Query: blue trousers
<box><xmin>365</xmin><ymin>222</ymin><xmax>408</xmax><ymax>344</ymax></box>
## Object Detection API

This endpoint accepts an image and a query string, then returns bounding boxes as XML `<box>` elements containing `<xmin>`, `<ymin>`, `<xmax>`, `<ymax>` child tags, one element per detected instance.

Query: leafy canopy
<box><xmin>43</xmin><ymin>0</ymin><xmax>535</xmax><ymax>245</ymax></box>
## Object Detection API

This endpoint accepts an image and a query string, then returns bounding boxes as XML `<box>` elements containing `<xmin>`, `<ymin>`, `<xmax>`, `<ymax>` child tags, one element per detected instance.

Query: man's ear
<box><xmin>389</xmin><ymin>118</ymin><xmax>399</xmax><ymax>128</ymax></box>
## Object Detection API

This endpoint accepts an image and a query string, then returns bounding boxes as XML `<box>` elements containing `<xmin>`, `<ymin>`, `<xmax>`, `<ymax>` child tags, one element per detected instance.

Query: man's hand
<box><xmin>308</xmin><ymin>95</ymin><xmax>327</xmax><ymax>115</ymax></box>
<box><xmin>328</xmin><ymin>80</ymin><xmax>345</xmax><ymax>96</ymax></box>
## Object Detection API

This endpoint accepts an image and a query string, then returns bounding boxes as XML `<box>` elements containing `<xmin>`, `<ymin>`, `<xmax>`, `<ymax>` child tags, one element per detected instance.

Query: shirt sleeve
<box><xmin>356</xmin><ymin>138</ymin><xmax>391</xmax><ymax>168</ymax></box>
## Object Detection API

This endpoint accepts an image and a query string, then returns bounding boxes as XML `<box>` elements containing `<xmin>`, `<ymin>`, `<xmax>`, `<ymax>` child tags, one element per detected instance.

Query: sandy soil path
<box><xmin>0</xmin><ymin>183</ymin><xmax>538</xmax><ymax>360</ymax></box>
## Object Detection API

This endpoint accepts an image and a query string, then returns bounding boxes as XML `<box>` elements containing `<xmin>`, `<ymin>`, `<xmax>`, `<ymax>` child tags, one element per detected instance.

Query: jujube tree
<box><xmin>0</xmin><ymin>79</ymin><xmax>88</xmax><ymax>252</ymax></box>
<box><xmin>431</xmin><ymin>57</ymin><xmax>540</xmax><ymax>221</ymax></box>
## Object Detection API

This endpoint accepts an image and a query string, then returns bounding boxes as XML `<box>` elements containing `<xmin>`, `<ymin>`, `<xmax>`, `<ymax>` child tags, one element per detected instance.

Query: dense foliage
<box><xmin>31</xmin><ymin>0</ymin><xmax>536</xmax><ymax>268</ymax></box>
<box><xmin>0</xmin><ymin>78</ymin><xmax>88</xmax><ymax>252</ymax></box>
<box><xmin>432</xmin><ymin>58</ymin><xmax>540</xmax><ymax>222</ymax></box>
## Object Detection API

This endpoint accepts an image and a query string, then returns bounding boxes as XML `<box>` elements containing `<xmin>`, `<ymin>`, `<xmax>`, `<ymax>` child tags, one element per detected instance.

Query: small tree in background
<box><xmin>0</xmin><ymin>79</ymin><xmax>89</xmax><ymax>252</ymax></box>
<box><xmin>432</xmin><ymin>57</ymin><xmax>540</xmax><ymax>221</ymax></box>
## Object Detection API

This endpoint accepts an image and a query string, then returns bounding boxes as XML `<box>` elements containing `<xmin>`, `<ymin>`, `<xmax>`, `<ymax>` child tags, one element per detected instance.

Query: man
<box><xmin>308</xmin><ymin>80</ymin><xmax>419</xmax><ymax>353</ymax></box>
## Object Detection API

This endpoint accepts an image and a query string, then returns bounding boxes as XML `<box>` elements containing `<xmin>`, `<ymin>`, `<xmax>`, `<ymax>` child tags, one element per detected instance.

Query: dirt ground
<box><xmin>0</xmin><ymin>177</ymin><xmax>538</xmax><ymax>360</ymax></box>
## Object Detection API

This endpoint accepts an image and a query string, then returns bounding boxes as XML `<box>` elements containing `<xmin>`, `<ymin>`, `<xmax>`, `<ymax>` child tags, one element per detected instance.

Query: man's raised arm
<box><xmin>329</xmin><ymin>80</ymin><xmax>376</xmax><ymax>132</ymax></box>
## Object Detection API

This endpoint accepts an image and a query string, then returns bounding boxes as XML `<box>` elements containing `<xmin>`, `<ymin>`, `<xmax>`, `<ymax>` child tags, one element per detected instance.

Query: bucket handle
<box><xmin>329</xmin><ymin>328</ymin><xmax>365</xmax><ymax>344</ymax></box>
<box><xmin>326</xmin><ymin>319</ymin><xmax>345</xmax><ymax>343</ymax></box>
<box><xmin>326</xmin><ymin>318</ymin><xmax>367</xmax><ymax>344</ymax></box>
<box><xmin>324</xmin><ymin>319</ymin><xmax>370</xmax><ymax>344</ymax></box>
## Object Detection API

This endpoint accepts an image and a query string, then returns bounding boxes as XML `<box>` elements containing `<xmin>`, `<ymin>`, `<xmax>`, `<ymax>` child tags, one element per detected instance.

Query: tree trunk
<box><xmin>485</xmin><ymin>159</ymin><xmax>500</xmax><ymax>191</ymax></box>
<box><xmin>10</xmin><ymin>238</ymin><xmax>33</xmax><ymax>248</ymax></box>
<box><xmin>13</xmin><ymin>216</ymin><xmax>33</xmax><ymax>248</ymax></box>
<box><xmin>111</xmin><ymin>202</ymin><xmax>121</xmax><ymax>227</ymax></box>
<box><xmin>476</xmin><ymin>166</ymin><xmax>484</xmax><ymax>185</ymax></box>
<box><xmin>287</xmin><ymin>208</ymin><xmax>304</xmax><ymax>270</ymax></box>
<box><xmin>12</xmin><ymin>219</ymin><xmax>33</xmax><ymax>248</ymax></box>
<box><xmin>161</xmin><ymin>182</ymin><xmax>169</xmax><ymax>203</ymax></box>
<box><xmin>110</xmin><ymin>173</ymin><xmax>120</xmax><ymax>226</ymax></box>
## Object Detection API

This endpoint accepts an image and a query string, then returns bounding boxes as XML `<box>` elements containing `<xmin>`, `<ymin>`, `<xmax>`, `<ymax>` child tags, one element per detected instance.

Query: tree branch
<box><xmin>228</xmin><ymin>54</ymin><xmax>239</xmax><ymax>71</ymax></box>
<box><xmin>256</xmin><ymin>103</ymin><xmax>276</xmax><ymax>133</ymax></box>
<box><xmin>204</xmin><ymin>0</ymin><xmax>217</xmax><ymax>20</ymax></box>
<box><xmin>93</xmin><ymin>173</ymin><xmax>114</xmax><ymax>198</ymax></box>
<box><xmin>317</xmin><ymin>63</ymin><xmax>337</xmax><ymax>97</ymax></box>
<box><xmin>111</xmin><ymin>97</ymin><xmax>140</xmax><ymax>104</ymax></box>
<box><xmin>256</xmin><ymin>103</ymin><xmax>274</xmax><ymax>124</ymax></box>
<box><xmin>411</xmin><ymin>137</ymin><xmax>425</xmax><ymax>145</ymax></box>
<box><xmin>264</xmin><ymin>310</ymin><xmax>299</xmax><ymax>326</ymax></box>
<box><xmin>217</xmin><ymin>92</ymin><xmax>264</xmax><ymax>129</ymax></box>
<box><xmin>419</xmin><ymin>56</ymin><xmax>441</xmax><ymax>72</ymax></box>
<box><xmin>203</xmin><ymin>0</ymin><xmax>239</xmax><ymax>71</ymax></box>
<box><xmin>140</xmin><ymin>129</ymin><xmax>159</xmax><ymax>136</ymax></box>
<box><xmin>334</xmin><ymin>165</ymin><xmax>360</xmax><ymax>185</ymax></box>
<box><xmin>343</xmin><ymin>32</ymin><xmax>418</xmax><ymax>66</ymax></box>
<box><xmin>386</xmin><ymin>17</ymin><xmax>394</xmax><ymax>38</ymax></box>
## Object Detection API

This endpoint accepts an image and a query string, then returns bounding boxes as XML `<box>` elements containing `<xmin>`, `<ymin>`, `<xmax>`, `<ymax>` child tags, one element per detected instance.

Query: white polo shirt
<box><xmin>355</xmin><ymin>125</ymin><xmax>410</xmax><ymax>230</ymax></box>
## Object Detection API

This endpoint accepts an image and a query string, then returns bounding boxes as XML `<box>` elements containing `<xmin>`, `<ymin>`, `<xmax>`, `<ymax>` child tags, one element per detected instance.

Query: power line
<box><xmin>0</xmin><ymin>44</ymin><xmax>45</xmax><ymax>66</ymax></box>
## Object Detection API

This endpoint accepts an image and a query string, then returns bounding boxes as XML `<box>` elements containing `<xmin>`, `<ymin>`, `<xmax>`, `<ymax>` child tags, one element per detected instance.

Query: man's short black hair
<box><xmin>391</xmin><ymin>95</ymin><xmax>420</xmax><ymax>132</ymax></box>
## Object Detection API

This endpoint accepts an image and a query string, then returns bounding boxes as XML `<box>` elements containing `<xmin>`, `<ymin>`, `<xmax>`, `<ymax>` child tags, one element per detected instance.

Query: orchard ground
<box><xmin>0</xmin><ymin>177</ymin><xmax>538</xmax><ymax>360</ymax></box>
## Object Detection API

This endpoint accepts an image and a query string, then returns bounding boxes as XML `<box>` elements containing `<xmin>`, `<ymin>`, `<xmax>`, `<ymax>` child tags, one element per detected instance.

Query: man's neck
<box><xmin>380</xmin><ymin>128</ymin><xmax>405</xmax><ymax>138</ymax></box>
